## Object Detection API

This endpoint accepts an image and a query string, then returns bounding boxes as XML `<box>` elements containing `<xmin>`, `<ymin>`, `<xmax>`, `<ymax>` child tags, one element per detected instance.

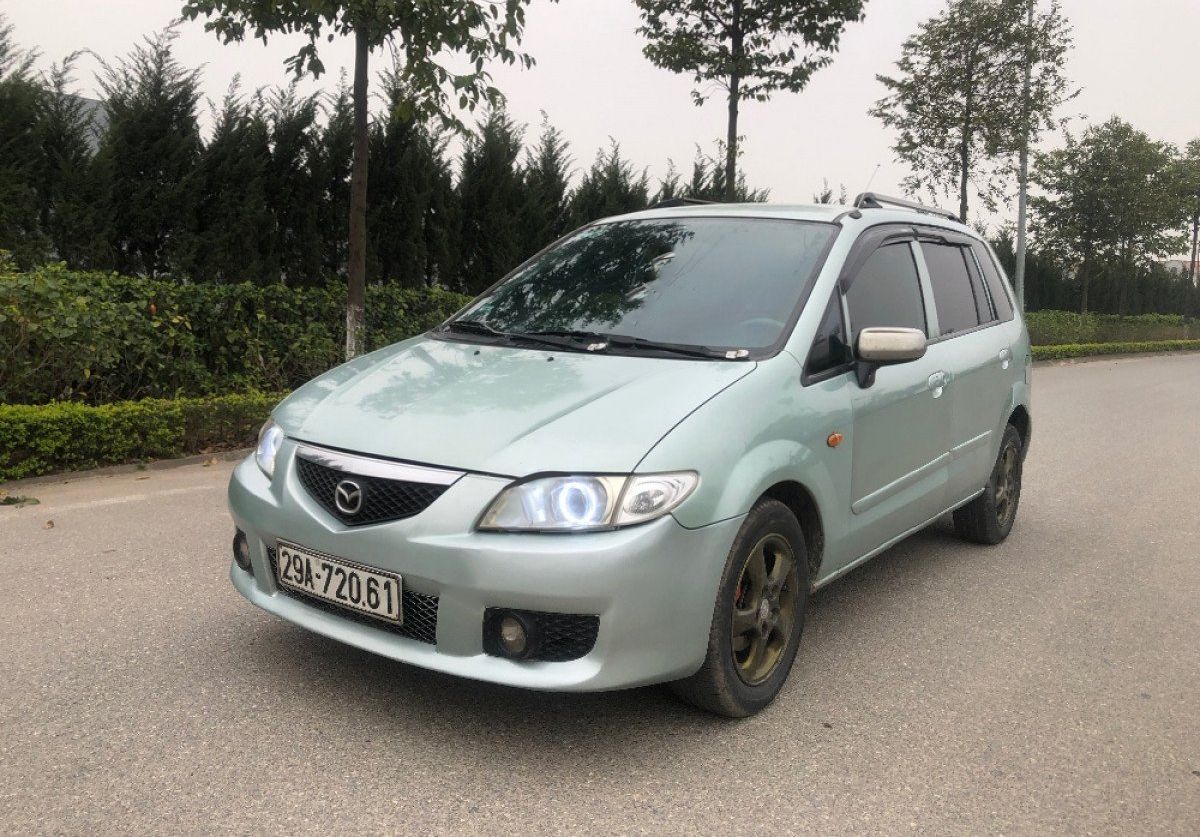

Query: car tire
<box><xmin>953</xmin><ymin>423</ymin><xmax>1025</xmax><ymax>545</ymax></box>
<box><xmin>669</xmin><ymin>499</ymin><xmax>809</xmax><ymax>718</ymax></box>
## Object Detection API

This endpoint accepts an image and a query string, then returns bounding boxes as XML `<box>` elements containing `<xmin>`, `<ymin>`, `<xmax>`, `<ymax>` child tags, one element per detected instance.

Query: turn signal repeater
<box><xmin>826</xmin><ymin>432</ymin><xmax>844</xmax><ymax>448</ymax></box>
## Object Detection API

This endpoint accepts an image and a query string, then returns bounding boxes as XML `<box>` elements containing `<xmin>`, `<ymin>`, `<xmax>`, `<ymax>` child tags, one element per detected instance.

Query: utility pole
<box><xmin>1013</xmin><ymin>0</ymin><xmax>1036</xmax><ymax>311</ymax></box>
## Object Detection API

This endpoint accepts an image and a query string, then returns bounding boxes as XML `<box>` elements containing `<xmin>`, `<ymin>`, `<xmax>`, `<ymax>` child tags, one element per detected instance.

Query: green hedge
<box><xmin>0</xmin><ymin>265</ymin><xmax>471</xmax><ymax>404</ymax></box>
<box><xmin>1032</xmin><ymin>339</ymin><xmax>1200</xmax><ymax>361</ymax></box>
<box><xmin>1024</xmin><ymin>310</ymin><xmax>1197</xmax><ymax>346</ymax></box>
<box><xmin>0</xmin><ymin>392</ymin><xmax>281</xmax><ymax>481</ymax></box>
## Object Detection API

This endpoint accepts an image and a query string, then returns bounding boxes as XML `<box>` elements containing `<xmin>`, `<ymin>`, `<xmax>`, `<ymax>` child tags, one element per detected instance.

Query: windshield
<box><xmin>446</xmin><ymin>218</ymin><xmax>837</xmax><ymax>353</ymax></box>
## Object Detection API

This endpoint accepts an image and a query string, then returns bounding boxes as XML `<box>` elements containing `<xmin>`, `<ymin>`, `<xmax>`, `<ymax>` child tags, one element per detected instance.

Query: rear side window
<box><xmin>971</xmin><ymin>242</ymin><xmax>1015</xmax><ymax>321</ymax></box>
<box><xmin>844</xmin><ymin>243</ymin><xmax>927</xmax><ymax>337</ymax></box>
<box><xmin>921</xmin><ymin>243</ymin><xmax>983</xmax><ymax>337</ymax></box>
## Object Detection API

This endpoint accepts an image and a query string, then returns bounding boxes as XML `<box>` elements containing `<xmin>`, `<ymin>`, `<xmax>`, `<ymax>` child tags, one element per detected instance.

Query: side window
<box><xmin>921</xmin><ymin>243</ymin><xmax>983</xmax><ymax>337</ymax></box>
<box><xmin>964</xmin><ymin>251</ymin><xmax>996</xmax><ymax>324</ymax></box>
<box><xmin>971</xmin><ymin>242</ymin><xmax>1015</xmax><ymax>321</ymax></box>
<box><xmin>844</xmin><ymin>243</ymin><xmax>927</xmax><ymax>338</ymax></box>
<box><xmin>805</xmin><ymin>292</ymin><xmax>851</xmax><ymax>378</ymax></box>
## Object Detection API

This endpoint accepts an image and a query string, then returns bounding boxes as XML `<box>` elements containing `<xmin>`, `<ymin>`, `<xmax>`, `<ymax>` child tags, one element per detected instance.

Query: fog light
<box><xmin>499</xmin><ymin>615</ymin><xmax>528</xmax><ymax>656</ymax></box>
<box><xmin>232</xmin><ymin>529</ymin><xmax>252</xmax><ymax>573</ymax></box>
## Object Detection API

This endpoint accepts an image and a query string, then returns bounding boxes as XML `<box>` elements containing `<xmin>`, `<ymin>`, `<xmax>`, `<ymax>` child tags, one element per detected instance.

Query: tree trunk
<box><xmin>1189</xmin><ymin>206</ymin><xmax>1199</xmax><ymax>286</ymax></box>
<box><xmin>958</xmin><ymin>83</ymin><xmax>973</xmax><ymax>223</ymax></box>
<box><xmin>345</xmin><ymin>27</ymin><xmax>370</xmax><ymax>360</ymax></box>
<box><xmin>1078</xmin><ymin>255</ymin><xmax>1090</xmax><ymax>314</ymax></box>
<box><xmin>724</xmin><ymin>0</ymin><xmax>743</xmax><ymax>203</ymax></box>
<box><xmin>1117</xmin><ymin>244</ymin><xmax>1130</xmax><ymax>317</ymax></box>
<box><xmin>1013</xmin><ymin>0</ymin><xmax>1035</xmax><ymax>311</ymax></box>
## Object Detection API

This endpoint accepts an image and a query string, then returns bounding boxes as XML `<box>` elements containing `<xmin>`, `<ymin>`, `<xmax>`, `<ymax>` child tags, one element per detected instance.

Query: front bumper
<box><xmin>227</xmin><ymin>445</ymin><xmax>742</xmax><ymax>691</ymax></box>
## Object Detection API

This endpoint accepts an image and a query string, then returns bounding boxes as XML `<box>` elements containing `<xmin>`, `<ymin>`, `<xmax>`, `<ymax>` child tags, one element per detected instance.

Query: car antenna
<box><xmin>840</xmin><ymin>164</ymin><xmax>880</xmax><ymax>220</ymax></box>
<box><xmin>862</xmin><ymin>163</ymin><xmax>881</xmax><ymax>195</ymax></box>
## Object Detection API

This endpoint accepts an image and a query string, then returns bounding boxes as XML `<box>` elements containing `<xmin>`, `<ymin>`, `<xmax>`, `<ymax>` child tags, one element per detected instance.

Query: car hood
<box><xmin>275</xmin><ymin>336</ymin><xmax>756</xmax><ymax>476</ymax></box>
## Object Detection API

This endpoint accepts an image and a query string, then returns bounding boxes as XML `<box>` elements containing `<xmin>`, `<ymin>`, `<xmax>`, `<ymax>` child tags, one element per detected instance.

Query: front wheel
<box><xmin>669</xmin><ymin>499</ymin><xmax>808</xmax><ymax>718</ymax></box>
<box><xmin>953</xmin><ymin>423</ymin><xmax>1024</xmax><ymax>545</ymax></box>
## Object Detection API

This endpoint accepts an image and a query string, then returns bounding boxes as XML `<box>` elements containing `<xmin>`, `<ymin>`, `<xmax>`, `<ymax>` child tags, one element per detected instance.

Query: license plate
<box><xmin>275</xmin><ymin>541</ymin><xmax>402</xmax><ymax>623</ymax></box>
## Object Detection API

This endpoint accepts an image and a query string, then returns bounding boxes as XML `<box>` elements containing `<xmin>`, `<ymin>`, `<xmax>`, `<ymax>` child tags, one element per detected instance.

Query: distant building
<box><xmin>1162</xmin><ymin>258</ymin><xmax>1198</xmax><ymax>276</ymax></box>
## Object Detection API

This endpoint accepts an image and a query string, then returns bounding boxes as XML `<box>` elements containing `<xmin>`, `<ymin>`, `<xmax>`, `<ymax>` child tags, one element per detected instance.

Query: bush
<box><xmin>1024</xmin><ymin>310</ymin><xmax>1197</xmax><ymax>346</ymax></box>
<box><xmin>0</xmin><ymin>265</ymin><xmax>471</xmax><ymax>404</ymax></box>
<box><xmin>1032</xmin><ymin>340</ymin><xmax>1200</xmax><ymax>361</ymax></box>
<box><xmin>0</xmin><ymin>392</ymin><xmax>281</xmax><ymax>481</ymax></box>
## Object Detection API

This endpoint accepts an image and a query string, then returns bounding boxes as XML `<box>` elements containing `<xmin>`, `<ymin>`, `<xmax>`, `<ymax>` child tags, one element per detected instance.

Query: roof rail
<box><xmin>651</xmin><ymin>197</ymin><xmax>718</xmax><ymax>209</ymax></box>
<box><xmin>853</xmin><ymin>192</ymin><xmax>960</xmax><ymax>223</ymax></box>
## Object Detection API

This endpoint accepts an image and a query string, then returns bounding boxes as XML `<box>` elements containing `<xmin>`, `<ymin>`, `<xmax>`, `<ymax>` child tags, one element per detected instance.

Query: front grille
<box><xmin>483</xmin><ymin>608</ymin><xmax>600</xmax><ymax>662</ymax></box>
<box><xmin>267</xmin><ymin>547</ymin><xmax>439</xmax><ymax>644</ymax></box>
<box><xmin>295</xmin><ymin>455</ymin><xmax>449</xmax><ymax>526</ymax></box>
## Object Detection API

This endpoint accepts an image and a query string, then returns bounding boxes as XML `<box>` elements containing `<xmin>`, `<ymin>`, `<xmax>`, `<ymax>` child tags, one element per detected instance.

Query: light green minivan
<box><xmin>228</xmin><ymin>195</ymin><xmax>1032</xmax><ymax>717</ymax></box>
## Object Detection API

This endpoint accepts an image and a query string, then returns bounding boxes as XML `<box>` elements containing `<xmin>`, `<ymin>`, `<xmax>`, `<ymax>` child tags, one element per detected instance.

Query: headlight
<box><xmin>255</xmin><ymin>420</ymin><xmax>285</xmax><ymax>478</ymax></box>
<box><xmin>478</xmin><ymin>472</ymin><xmax>698</xmax><ymax>532</ymax></box>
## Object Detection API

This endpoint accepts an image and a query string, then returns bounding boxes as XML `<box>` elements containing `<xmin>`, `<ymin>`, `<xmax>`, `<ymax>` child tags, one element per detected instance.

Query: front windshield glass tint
<box><xmin>453</xmin><ymin>218</ymin><xmax>837</xmax><ymax>350</ymax></box>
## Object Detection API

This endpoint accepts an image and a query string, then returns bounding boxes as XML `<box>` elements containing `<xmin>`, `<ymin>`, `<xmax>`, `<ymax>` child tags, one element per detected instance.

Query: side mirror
<box><xmin>854</xmin><ymin>327</ymin><xmax>927</xmax><ymax>388</ymax></box>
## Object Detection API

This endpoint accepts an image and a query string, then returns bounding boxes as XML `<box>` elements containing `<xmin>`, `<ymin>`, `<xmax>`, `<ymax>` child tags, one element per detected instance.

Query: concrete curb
<box><xmin>1032</xmin><ymin>348</ymin><xmax>1200</xmax><ymax>367</ymax></box>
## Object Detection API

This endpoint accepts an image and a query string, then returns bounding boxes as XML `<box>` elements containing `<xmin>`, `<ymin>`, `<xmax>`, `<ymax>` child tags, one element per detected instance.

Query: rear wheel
<box><xmin>953</xmin><ymin>424</ymin><xmax>1024</xmax><ymax>545</ymax></box>
<box><xmin>669</xmin><ymin>499</ymin><xmax>808</xmax><ymax>718</ymax></box>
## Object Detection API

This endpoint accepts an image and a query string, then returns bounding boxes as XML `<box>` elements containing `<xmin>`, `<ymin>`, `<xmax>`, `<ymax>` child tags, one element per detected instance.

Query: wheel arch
<box><xmin>760</xmin><ymin>480</ymin><xmax>825</xmax><ymax>585</ymax></box>
<box><xmin>1008</xmin><ymin>404</ymin><xmax>1032</xmax><ymax>457</ymax></box>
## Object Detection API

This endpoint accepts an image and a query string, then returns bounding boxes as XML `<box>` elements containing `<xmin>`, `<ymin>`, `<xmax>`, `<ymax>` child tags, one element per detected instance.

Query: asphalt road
<box><xmin>2</xmin><ymin>353</ymin><xmax>1199</xmax><ymax>835</ymax></box>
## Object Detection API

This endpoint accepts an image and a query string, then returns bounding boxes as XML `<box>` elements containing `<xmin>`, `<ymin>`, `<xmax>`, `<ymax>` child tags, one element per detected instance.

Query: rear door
<box><xmin>840</xmin><ymin>230</ymin><xmax>952</xmax><ymax>561</ymax></box>
<box><xmin>916</xmin><ymin>234</ymin><xmax>1013</xmax><ymax>504</ymax></box>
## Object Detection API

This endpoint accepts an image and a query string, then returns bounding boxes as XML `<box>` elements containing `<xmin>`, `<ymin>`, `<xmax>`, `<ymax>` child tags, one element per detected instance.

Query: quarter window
<box><xmin>806</xmin><ymin>292</ymin><xmax>851</xmax><ymax>378</ymax></box>
<box><xmin>971</xmin><ymin>242</ymin><xmax>1015</xmax><ymax>321</ymax></box>
<box><xmin>844</xmin><ymin>243</ymin><xmax>927</xmax><ymax>338</ymax></box>
<box><xmin>921</xmin><ymin>243</ymin><xmax>984</xmax><ymax>337</ymax></box>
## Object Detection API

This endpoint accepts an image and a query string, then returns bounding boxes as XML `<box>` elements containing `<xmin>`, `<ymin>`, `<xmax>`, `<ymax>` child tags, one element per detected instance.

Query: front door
<box><xmin>842</xmin><ymin>238</ymin><xmax>951</xmax><ymax>561</ymax></box>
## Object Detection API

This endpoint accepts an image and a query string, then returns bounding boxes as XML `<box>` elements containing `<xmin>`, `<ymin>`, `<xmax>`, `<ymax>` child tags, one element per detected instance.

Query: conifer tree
<box><xmin>367</xmin><ymin>61</ymin><xmax>458</xmax><ymax>287</ymax></box>
<box><xmin>95</xmin><ymin>29</ymin><xmax>203</xmax><ymax>276</ymax></box>
<box><xmin>319</xmin><ymin>76</ymin><xmax>354</xmax><ymax>279</ymax></box>
<box><xmin>568</xmin><ymin>141</ymin><xmax>650</xmax><ymax>228</ymax></box>
<box><xmin>457</xmin><ymin>109</ymin><xmax>529</xmax><ymax>293</ymax></box>
<box><xmin>189</xmin><ymin>80</ymin><xmax>273</xmax><ymax>282</ymax></box>
<box><xmin>264</xmin><ymin>84</ymin><xmax>324</xmax><ymax>285</ymax></box>
<box><xmin>0</xmin><ymin>15</ymin><xmax>48</xmax><ymax>266</ymax></box>
<box><xmin>520</xmin><ymin>113</ymin><xmax>573</xmax><ymax>257</ymax></box>
<box><xmin>35</xmin><ymin>55</ymin><xmax>104</xmax><ymax>267</ymax></box>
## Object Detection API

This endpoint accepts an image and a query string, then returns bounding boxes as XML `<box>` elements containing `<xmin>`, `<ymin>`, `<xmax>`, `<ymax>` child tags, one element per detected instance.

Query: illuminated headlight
<box><xmin>478</xmin><ymin>472</ymin><xmax>698</xmax><ymax>532</ymax></box>
<box><xmin>255</xmin><ymin>419</ymin><xmax>285</xmax><ymax>478</ymax></box>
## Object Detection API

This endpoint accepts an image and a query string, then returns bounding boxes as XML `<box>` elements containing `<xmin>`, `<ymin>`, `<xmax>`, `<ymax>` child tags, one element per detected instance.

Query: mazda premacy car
<box><xmin>228</xmin><ymin>194</ymin><xmax>1031</xmax><ymax>717</ymax></box>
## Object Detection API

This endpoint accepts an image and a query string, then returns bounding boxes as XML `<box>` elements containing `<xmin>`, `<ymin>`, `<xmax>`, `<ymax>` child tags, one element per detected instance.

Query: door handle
<box><xmin>928</xmin><ymin>371</ymin><xmax>948</xmax><ymax>398</ymax></box>
<box><xmin>999</xmin><ymin>348</ymin><xmax>1012</xmax><ymax>369</ymax></box>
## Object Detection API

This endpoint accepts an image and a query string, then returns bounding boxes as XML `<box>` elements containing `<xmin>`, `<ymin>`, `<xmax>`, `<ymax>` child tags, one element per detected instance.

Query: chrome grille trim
<box><xmin>293</xmin><ymin>443</ymin><xmax>464</xmax><ymax>486</ymax></box>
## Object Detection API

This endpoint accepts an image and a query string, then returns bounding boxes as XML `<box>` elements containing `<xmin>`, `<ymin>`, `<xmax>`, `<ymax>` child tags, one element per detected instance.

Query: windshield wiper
<box><xmin>444</xmin><ymin>321</ymin><xmax>594</xmax><ymax>352</ymax></box>
<box><xmin>605</xmin><ymin>334</ymin><xmax>737</xmax><ymax>360</ymax></box>
<box><xmin>526</xmin><ymin>329</ymin><xmax>740</xmax><ymax>360</ymax></box>
<box><xmin>442</xmin><ymin>319</ymin><xmax>507</xmax><ymax>338</ymax></box>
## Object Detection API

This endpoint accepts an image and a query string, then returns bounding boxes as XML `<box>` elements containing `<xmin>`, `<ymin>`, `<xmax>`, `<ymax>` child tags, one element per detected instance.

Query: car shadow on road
<box><xmin>233</xmin><ymin>515</ymin><xmax>972</xmax><ymax>769</ymax></box>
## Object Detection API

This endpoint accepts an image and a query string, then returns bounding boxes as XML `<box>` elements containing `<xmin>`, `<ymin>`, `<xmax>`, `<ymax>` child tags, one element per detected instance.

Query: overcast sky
<box><xmin>5</xmin><ymin>0</ymin><xmax>1199</xmax><ymax>231</ymax></box>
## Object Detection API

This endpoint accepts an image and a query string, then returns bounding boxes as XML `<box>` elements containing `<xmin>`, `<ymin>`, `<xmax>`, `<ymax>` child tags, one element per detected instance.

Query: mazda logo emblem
<box><xmin>334</xmin><ymin>479</ymin><xmax>364</xmax><ymax>515</ymax></box>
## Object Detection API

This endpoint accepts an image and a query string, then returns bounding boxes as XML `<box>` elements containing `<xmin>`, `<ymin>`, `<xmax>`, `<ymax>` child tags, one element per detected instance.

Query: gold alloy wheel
<box><xmin>994</xmin><ymin>440</ymin><xmax>1021</xmax><ymax>527</ymax></box>
<box><xmin>731</xmin><ymin>533</ymin><xmax>800</xmax><ymax>686</ymax></box>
